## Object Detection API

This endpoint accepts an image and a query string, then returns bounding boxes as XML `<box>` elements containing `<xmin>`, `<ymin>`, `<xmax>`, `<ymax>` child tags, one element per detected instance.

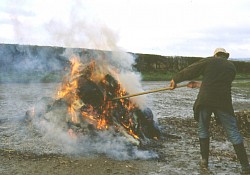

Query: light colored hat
<box><xmin>214</xmin><ymin>48</ymin><xmax>229</xmax><ymax>58</ymax></box>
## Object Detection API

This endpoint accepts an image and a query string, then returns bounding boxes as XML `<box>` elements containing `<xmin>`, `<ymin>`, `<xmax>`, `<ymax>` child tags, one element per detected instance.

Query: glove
<box><xmin>170</xmin><ymin>79</ymin><xmax>177</xmax><ymax>89</ymax></box>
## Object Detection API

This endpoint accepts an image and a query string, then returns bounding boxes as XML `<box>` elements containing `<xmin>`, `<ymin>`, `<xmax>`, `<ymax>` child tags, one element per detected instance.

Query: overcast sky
<box><xmin>0</xmin><ymin>0</ymin><xmax>250</xmax><ymax>58</ymax></box>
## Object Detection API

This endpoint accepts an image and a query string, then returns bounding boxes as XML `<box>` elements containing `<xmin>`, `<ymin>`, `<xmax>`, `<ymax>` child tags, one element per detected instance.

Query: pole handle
<box><xmin>111</xmin><ymin>83</ymin><xmax>188</xmax><ymax>101</ymax></box>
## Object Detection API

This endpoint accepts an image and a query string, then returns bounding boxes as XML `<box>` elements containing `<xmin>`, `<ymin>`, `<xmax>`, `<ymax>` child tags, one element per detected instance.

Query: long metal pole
<box><xmin>111</xmin><ymin>83</ymin><xmax>188</xmax><ymax>101</ymax></box>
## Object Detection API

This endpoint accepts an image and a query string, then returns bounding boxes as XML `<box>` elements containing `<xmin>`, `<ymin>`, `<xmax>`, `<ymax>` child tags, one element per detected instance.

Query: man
<box><xmin>170</xmin><ymin>48</ymin><xmax>250</xmax><ymax>174</ymax></box>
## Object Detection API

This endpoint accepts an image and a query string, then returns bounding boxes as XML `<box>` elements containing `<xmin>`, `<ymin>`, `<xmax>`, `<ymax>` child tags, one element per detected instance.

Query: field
<box><xmin>0</xmin><ymin>81</ymin><xmax>249</xmax><ymax>175</ymax></box>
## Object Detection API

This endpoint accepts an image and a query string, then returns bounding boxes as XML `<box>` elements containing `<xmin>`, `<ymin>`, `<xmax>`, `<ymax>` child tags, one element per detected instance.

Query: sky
<box><xmin>0</xmin><ymin>0</ymin><xmax>250</xmax><ymax>58</ymax></box>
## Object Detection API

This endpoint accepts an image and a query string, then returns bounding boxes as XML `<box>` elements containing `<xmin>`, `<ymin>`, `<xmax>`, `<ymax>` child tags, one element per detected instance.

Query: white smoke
<box><xmin>31</xmin><ymin>112</ymin><xmax>158</xmax><ymax>160</ymax></box>
<box><xmin>4</xmin><ymin>0</ymin><xmax>155</xmax><ymax>159</ymax></box>
<box><xmin>42</xmin><ymin>0</ymin><xmax>148</xmax><ymax>108</ymax></box>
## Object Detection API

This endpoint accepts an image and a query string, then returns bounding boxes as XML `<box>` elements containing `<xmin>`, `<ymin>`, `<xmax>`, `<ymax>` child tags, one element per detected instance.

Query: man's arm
<box><xmin>187</xmin><ymin>81</ymin><xmax>201</xmax><ymax>88</ymax></box>
<box><xmin>170</xmin><ymin>58</ymin><xmax>210</xmax><ymax>89</ymax></box>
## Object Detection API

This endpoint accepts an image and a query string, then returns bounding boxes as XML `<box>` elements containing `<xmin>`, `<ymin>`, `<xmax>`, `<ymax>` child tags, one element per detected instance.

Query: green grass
<box><xmin>140</xmin><ymin>71</ymin><xmax>250</xmax><ymax>81</ymax></box>
<box><xmin>232</xmin><ymin>80</ymin><xmax>250</xmax><ymax>96</ymax></box>
<box><xmin>41</xmin><ymin>72</ymin><xmax>63</xmax><ymax>83</ymax></box>
<box><xmin>1</xmin><ymin>71</ymin><xmax>250</xmax><ymax>83</ymax></box>
<box><xmin>141</xmin><ymin>71</ymin><xmax>175</xmax><ymax>81</ymax></box>
<box><xmin>0</xmin><ymin>71</ymin><xmax>63</xmax><ymax>83</ymax></box>
<box><xmin>232</xmin><ymin>80</ymin><xmax>250</xmax><ymax>88</ymax></box>
<box><xmin>235</xmin><ymin>73</ymin><xmax>250</xmax><ymax>80</ymax></box>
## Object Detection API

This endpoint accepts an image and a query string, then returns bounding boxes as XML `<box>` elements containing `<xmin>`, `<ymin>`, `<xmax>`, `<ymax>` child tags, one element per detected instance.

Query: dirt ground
<box><xmin>1</xmin><ymin>115</ymin><xmax>249</xmax><ymax>175</ymax></box>
<box><xmin>0</xmin><ymin>81</ymin><xmax>249</xmax><ymax>175</ymax></box>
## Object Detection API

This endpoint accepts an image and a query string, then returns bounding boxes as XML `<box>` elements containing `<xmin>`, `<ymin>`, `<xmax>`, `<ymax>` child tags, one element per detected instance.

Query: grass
<box><xmin>232</xmin><ymin>80</ymin><xmax>250</xmax><ymax>96</ymax></box>
<box><xmin>1</xmin><ymin>71</ymin><xmax>249</xmax><ymax>83</ymax></box>
<box><xmin>232</xmin><ymin>80</ymin><xmax>250</xmax><ymax>88</ymax></box>
<box><xmin>140</xmin><ymin>71</ymin><xmax>250</xmax><ymax>81</ymax></box>
<box><xmin>235</xmin><ymin>73</ymin><xmax>250</xmax><ymax>80</ymax></box>
<box><xmin>0</xmin><ymin>71</ymin><xmax>63</xmax><ymax>83</ymax></box>
<box><xmin>141</xmin><ymin>71</ymin><xmax>175</xmax><ymax>81</ymax></box>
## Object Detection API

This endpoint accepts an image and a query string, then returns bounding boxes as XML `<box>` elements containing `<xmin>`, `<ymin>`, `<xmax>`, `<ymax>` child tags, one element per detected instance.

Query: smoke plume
<box><xmin>1</xmin><ymin>0</ymin><xmax>156</xmax><ymax>160</ymax></box>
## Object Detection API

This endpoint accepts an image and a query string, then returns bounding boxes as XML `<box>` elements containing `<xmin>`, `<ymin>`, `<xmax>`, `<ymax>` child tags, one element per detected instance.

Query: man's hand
<box><xmin>170</xmin><ymin>79</ymin><xmax>176</xmax><ymax>89</ymax></box>
<box><xmin>187</xmin><ymin>81</ymin><xmax>201</xmax><ymax>88</ymax></box>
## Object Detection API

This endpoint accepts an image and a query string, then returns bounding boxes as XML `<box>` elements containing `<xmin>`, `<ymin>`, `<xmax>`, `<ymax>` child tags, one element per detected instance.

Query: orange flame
<box><xmin>58</xmin><ymin>57</ymin><xmax>140</xmax><ymax>139</ymax></box>
<box><xmin>57</xmin><ymin>56</ymin><xmax>83</xmax><ymax>123</ymax></box>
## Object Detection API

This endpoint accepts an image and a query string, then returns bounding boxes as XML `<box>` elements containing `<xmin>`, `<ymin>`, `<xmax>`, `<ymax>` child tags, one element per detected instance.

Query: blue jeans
<box><xmin>198</xmin><ymin>107</ymin><xmax>243</xmax><ymax>144</ymax></box>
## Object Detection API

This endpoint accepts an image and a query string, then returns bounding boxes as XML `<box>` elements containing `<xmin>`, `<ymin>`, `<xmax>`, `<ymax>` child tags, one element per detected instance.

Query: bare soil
<box><xmin>0</xmin><ymin>81</ymin><xmax>249</xmax><ymax>175</ymax></box>
<box><xmin>1</xmin><ymin>114</ymin><xmax>249</xmax><ymax>175</ymax></box>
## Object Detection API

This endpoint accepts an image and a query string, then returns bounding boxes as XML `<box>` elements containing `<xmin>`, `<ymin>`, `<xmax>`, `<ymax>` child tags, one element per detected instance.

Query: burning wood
<box><xmin>25</xmin><ymin>56</ymin><xmax>161</xmax><ymax>145</ymax></box>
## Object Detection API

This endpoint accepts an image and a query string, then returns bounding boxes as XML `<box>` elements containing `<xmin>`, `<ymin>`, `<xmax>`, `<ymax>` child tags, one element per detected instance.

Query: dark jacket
<box><xmin>172</xmin><ymin>57</ymin><xmax>236</xmax><ymax>120</ymax></box>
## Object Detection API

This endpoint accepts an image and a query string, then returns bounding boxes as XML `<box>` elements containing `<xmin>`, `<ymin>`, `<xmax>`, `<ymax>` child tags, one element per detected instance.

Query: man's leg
<box><xmin>198</xmin><ymin>107</ymin><xmax>212</xmax><ymax>168</ymax></box>
<box><xmin>216</xmin><ymin>110</ymin><xmax>250</xmax><ymax>174</ymax></box>
<box><xmin>233</xmin><ymin>144</ymin><xmax>250</xmax><ymax>174</ymax></box>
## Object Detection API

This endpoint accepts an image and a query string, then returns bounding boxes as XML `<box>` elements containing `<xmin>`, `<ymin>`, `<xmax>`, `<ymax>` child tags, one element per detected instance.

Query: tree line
<box><xmin>0</xmin><ymin>43</ymin><xmax>249</xmax><ymax>82</ymax></box>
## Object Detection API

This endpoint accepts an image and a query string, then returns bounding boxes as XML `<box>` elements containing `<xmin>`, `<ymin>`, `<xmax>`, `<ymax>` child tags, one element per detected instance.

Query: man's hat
<box><xmin>214</xmin><ymin>48</ymin><xmax>229</xmax><ymax>58</ymax></box>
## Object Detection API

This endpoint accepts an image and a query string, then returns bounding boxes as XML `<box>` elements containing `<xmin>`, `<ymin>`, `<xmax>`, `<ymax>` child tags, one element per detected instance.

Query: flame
<box><xmin>57</xmin><ymin>56</ymin><xmax>140</xmax><ymax>139</ymax></box>
<box><xmin>57</xmin><ymin>56</ymin><xmax>83</xmax><ymax>123</ymax></box>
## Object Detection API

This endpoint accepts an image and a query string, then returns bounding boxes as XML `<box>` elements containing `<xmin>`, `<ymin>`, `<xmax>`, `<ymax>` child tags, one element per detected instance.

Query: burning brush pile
<box><xmin>25</xmin><ymin>54</ymin><xmax>161</xmax><ymax>148</ymax></box>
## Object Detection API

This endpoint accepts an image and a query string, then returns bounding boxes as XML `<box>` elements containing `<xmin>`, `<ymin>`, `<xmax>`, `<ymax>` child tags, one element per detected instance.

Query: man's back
<box><xmin>197</xmin><ymin>57</ymin><xmax>236</xmax><ymax>115</ymax></box>
<box><xmin>202</xmin><ymin>57</ymin><xmax>236</xmax><ymax>89</ymax></box>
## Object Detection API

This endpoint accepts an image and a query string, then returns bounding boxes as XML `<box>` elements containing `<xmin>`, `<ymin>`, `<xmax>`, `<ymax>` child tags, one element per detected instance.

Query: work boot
<box><xmin>233</xmin><ymin>143</ymin><xmax>250</xmax><ymax>174</ymax></box>
<box><xmin>199</xmin><ymin>138</ymin><xmax>209</xmax><ymax>169</ymax></box>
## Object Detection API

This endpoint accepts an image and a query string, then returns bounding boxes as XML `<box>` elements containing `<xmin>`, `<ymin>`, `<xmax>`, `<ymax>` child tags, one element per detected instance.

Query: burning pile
<box><xmin>26</xmin><ymin>54</ymin><xmax>161</xmax><ymax>145</ymax></box>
